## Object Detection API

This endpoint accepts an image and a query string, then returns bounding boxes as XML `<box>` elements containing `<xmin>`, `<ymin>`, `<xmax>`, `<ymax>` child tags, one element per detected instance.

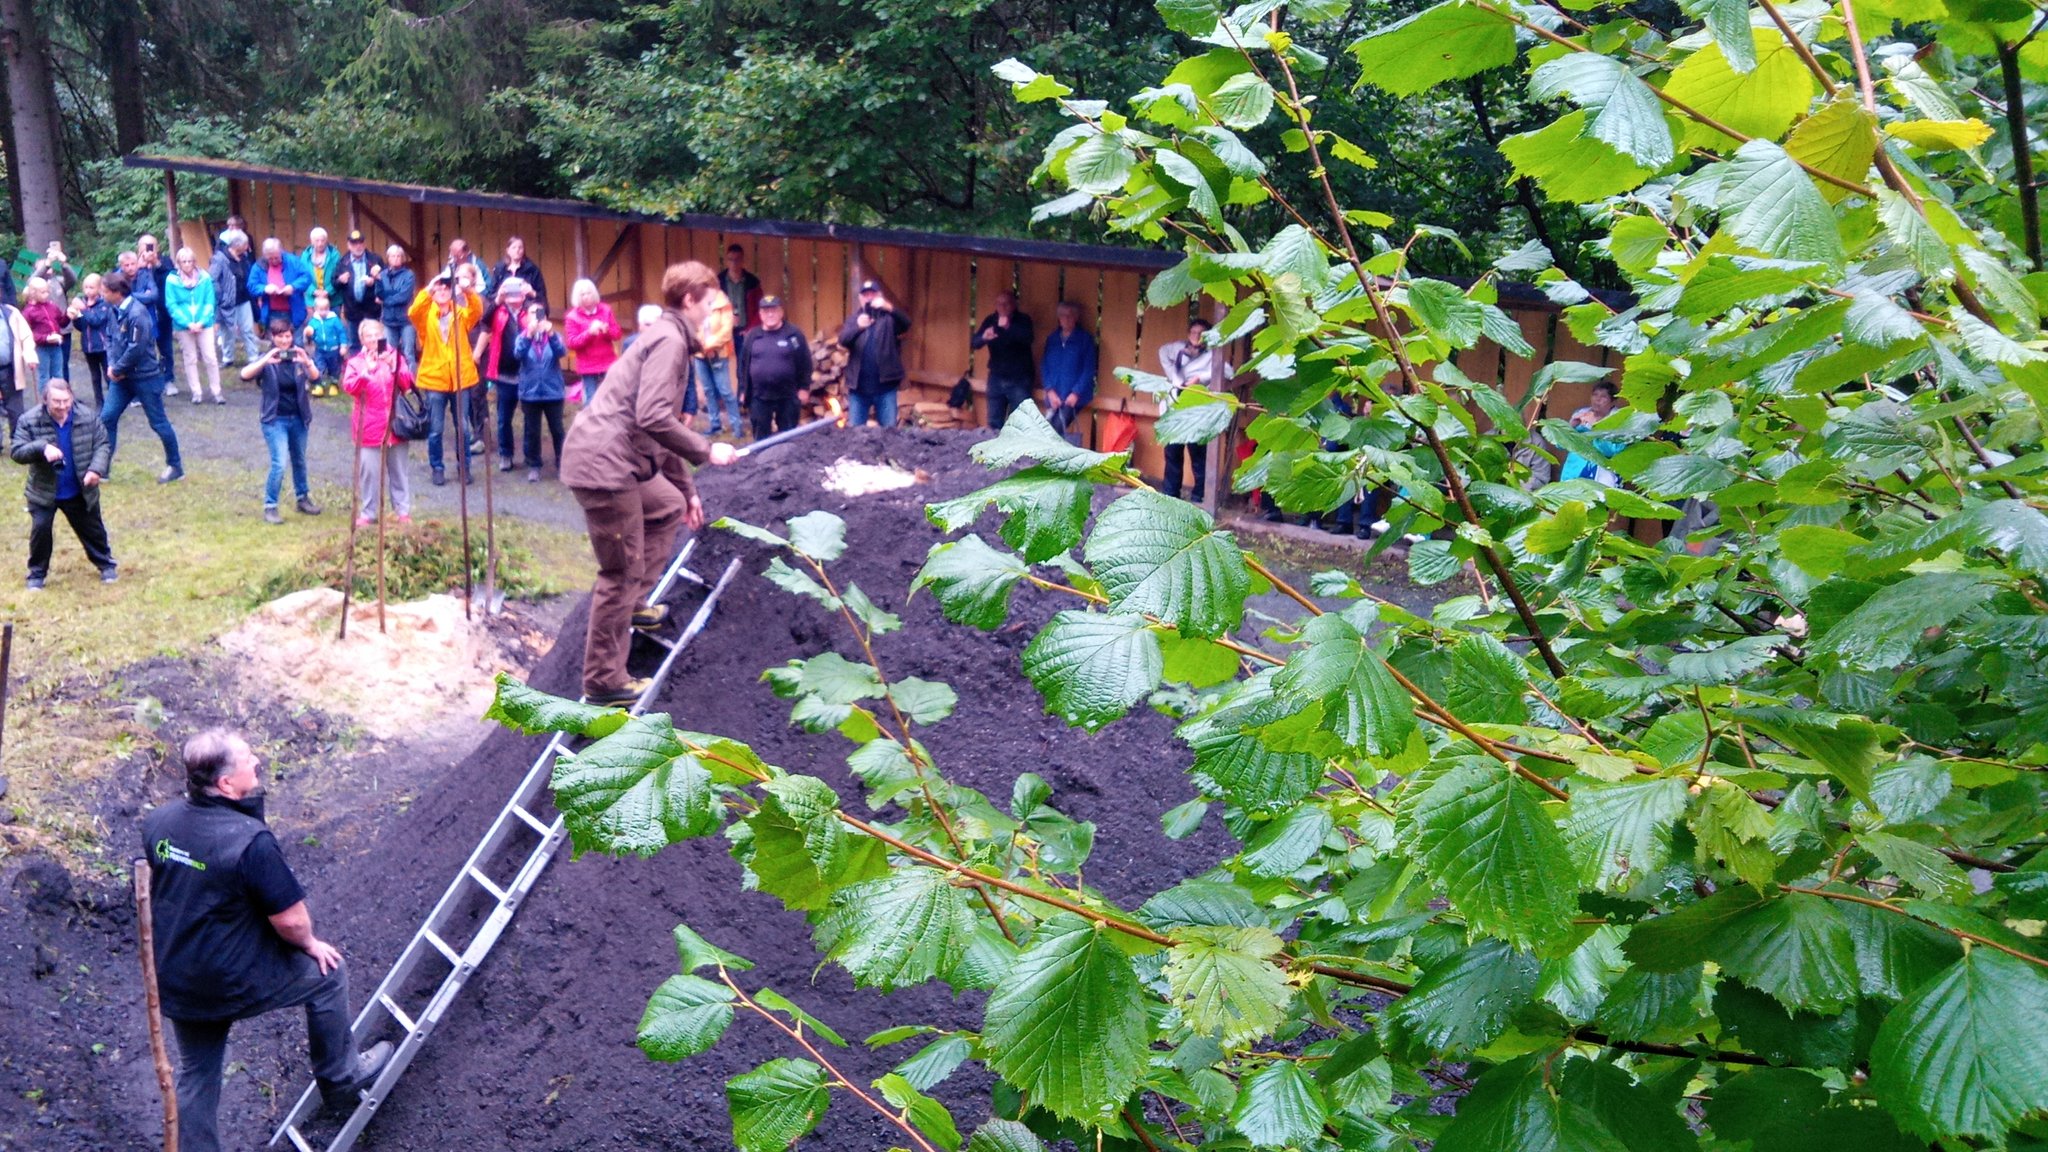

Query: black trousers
<box><xmin>521</xmin><ymin>399</ymin><xmax>565</xmax><ymax>467</ymax></box>
<box><xmin>749</xmin><ymin>394</ymin><xmax>800</xmax><ymax>441</ymax></box>
<box><xmin>985</xmin><ymin>379</ymin><xmax>1034</xmax><ymax>430</ymax></box>
<box><xmin>169</xmin><ymin>954</ymin><xmax>363</xmax><ymax>1152</ymax></box>
<box><xmin>1162</xmin><ymin>441</ymin><xmax>1208</xmax><ymax>502</ymax></box>
<box><xmin>28</xmin><ymin>495</ymin><xmax>114</xmax><ymax>579</ymax></box>
<box><xmin>82</xmin><ymin>351</ymin><xmax>107</xmax><ymax>408</ymax></box>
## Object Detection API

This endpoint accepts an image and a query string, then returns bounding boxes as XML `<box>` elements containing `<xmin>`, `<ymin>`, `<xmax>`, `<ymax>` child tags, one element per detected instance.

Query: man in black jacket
<box><xmin>11</xmin><ymin>379</ymin><xmax>115</xmax><ymax>589</ymax></box>
<box><xmin>332</xmin><ymin>230</ymin><xmax>385</xmax><ymax>353</ymax></box>
<box><xmin>98</xmin><ymin>271</ymin><xmax>185</xmax><ymax>483</ymax></box>
<box><xmin>142</xmin><ymin>729</ymin><xmax>392</xmax><ymax>1152</ymax></box>
<box><xmin>838</xmin><ymin>279</ymin><xmax>911</xmax><ymax>428</ymax></box>
<box><xmin>970</xmin><ymin>289</ymin><xmax>1036</xmax><ymax>430</ymax></box>
<box><xmin>737</xmin><ymin>296</ymin><xmax>812</xmax><ymax>440</ymax></box>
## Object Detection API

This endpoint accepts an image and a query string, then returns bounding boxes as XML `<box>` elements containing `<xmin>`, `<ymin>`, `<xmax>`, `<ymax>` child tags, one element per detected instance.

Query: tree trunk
<box><xmin>1998</xmin><ymin>39</ymin><xmax>2042</xmax><ymax>270</ymax></box>
<box><xmin>105</xmin><ymin>0</ymin><xmax>148</xmax><ymax>156</ymax></box>
<box><xmin>0</xmin><ymin>0</ymin><xmax>65</xmax><ymax>246</ymax></box>
<box><xmin>0</xmin><ymin>46</ymin><xmax>23</xmax><ymax>236</ymax></box>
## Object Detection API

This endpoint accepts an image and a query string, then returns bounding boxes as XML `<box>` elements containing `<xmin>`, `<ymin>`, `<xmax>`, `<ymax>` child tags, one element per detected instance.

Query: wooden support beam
<box><xmin>347</xmin><ymin>193</ymin><xmax>362</xmax><ymax>235</ymax></box>
<box><xmin>355</xmin><ymin>197</ymin><xmax>418</xmax><ymax>263</ymax></box>
<box><xmin>164</xmin><ymin>170</ymin><xmax>180</xmax><ymax>248</ymax></box>
<box><xmin>591</xmin><ymin>223</ymin><xmax>635</xmax><ymax>285</ymax></box>
<box><xmin>574</xmin><ymin>218</ymin><xmax>590</xmax><ymax>279</ymax></box>
<box><xmin>410</xmin><ymin>200</ymin><xmax>427</xmax><ymax>270</ymax></box>
<box><xmin>228</xmin><ymin>178</ymin><xmax>244</xmax><ymax>222</ymax></box>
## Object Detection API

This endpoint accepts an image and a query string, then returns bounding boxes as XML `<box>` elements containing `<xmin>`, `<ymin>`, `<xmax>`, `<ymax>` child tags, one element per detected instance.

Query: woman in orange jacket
<box><xmin>406</xmin><ymin>274</ymin><xmax>483</xmax><ymax>485</ymax></box>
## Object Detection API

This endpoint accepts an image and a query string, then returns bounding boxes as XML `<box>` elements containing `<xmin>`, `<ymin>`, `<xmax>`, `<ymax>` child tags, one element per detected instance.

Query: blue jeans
<box><xmin>693</xmin><ymin>356</ymin><xmax>740</xmax><ymax>434</ymax></box>
<box><xmin>100</xmin><ymin>372</ymin><xmax>183</xmax><ymax>475</ymax></box>
<box><xmin>848</xmin><ymin>390</ymin><xmax>898</xmax><ymax>428</ymax></box>
<box><xmin>315</xmin><ymin>347</ymin><xmax>344</xmax><ymax>384</ymax></box>
<box><xmin>263</xmin><ymin>416</ymin><xmax>310</xmax><ymax>506</ymax></box>
<box><xmin>580</xmin><ymin>373</ymin><xmax>603</xmax><ymax>402</ymax></box>
<box><xmin>36</xmin><ymin>343</ymin><xmax>68</xmax><ymax>386</ymax></box>
<box><xmin>425</xmin><ymin>387</ymin><xmax>477</xmax><ymax>475</ymax></box>
<box><xmin>218</xmin><ymin>303</ymin><xmax>262</xmax><ymax>364</ymax></box>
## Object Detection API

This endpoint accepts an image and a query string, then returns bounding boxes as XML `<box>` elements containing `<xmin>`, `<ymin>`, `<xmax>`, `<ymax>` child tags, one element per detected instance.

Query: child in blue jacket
<box><xmin>511</xmin><ymin>302</ymin><xmax>567</xmax><ymax>480</ymax></box>
<box><xmin>302</xmin><ymin>292</ymin><xmax>351</xmax><ymax>396</ymax></box>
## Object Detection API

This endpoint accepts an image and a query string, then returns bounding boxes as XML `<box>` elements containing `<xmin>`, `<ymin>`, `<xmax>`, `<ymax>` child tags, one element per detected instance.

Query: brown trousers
<box><xmin>571</xmin><ymin>475</ymin><xmax>687</xmax><ymax>695</ymax></box>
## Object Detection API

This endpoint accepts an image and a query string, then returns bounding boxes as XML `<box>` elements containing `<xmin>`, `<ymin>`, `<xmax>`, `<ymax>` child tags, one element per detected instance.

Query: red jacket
<box><xmin>342</xmin><ymin>349</ymin><xmax>414</xmax><ymax>447</ymax></box>
<box><xmin>563</xmin><ymin>303</ymin><xmax>620</xmax><ymax>377</ymax></box>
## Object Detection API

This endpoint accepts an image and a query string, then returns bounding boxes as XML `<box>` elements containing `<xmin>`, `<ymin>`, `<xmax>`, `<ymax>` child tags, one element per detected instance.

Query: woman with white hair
<box><xmin>562</xmin><ymin>278</ymin><xmax>619</xmax><ymax>404</ymax></box>
<box><xmin>165</xmin><ymin>247</ymin><xmax>224</xmax><ymax>404</ymax></box>
<box><xmin>342</xmin><ymin>318</ymin><xmax>414</xmax><ymax>525</ymax></box>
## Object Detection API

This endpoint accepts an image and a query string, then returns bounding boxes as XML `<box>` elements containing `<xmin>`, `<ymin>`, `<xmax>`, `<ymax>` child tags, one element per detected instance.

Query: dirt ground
<box><xmin>0</xmin><ymin>425</ymin><xmax>1377</xmax><ymax>1151</ymax></box>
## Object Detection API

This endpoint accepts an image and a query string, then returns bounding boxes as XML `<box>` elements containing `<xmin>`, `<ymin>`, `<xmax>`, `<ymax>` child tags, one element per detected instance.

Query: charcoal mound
<box><xmin>292</xmin><ymin>426</ymin><xmax>1234</xmax><ymax>1150</ymax></box>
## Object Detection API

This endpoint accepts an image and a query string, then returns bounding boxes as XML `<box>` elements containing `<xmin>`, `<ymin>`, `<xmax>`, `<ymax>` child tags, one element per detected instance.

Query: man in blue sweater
<box><xmin>1039</xmin><ymin>301</ymin><xmax>1097</xmax><ymax>445</ymax></box>
<box><xmin>99</xmin><ymin>271</ymin><xmax>185</xmax><ymax>483</ymax></box>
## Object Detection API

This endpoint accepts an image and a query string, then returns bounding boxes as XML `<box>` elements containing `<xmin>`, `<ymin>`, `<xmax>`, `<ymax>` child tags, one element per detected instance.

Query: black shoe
<box><xmin>632</xmin><ymin>604</ymin><xmax>671</xmax><ymax>631</ymax></box>
<box><xmin>1327</xmin><ymin>519</ymin><xmax>1354</xmax><ymax>536</ymax></box>
<box><xmin>527</xmin><ymin>467</ymin><xmax>540</xmax><ymax>483</ymax></box>
<box><xmin>158</xmin><ymin>466</ymin><xmax>184</xmax><ymax>484</ymax></box>
<box><xmin>1260</xmin><ymin>507</ymin><xmax>1284</xmax><ymax>522</ymax></box>
<box><xmin>297</xmin><ymin>496</ymin><xmax>323</xmax><ymax>516</ymax></box>
<box><xmin>588</xmin><ymin>678</ymin><xmax>651</xmax><ymax>707</ymax></box>
<box><xmin>264</xmin><ymin>506</ymin><xmax>283</xmax><ymax>525</ymax></box>
<box><xmin>323</xmin><ymin>1040</ymin><xmax>395</xmax><ymax>1111</ymax></box>
<box><xmin>432</xmin><ymin>468</ymin><xmax>446</xmax><ymax>487</ymax></box>
<box><xmin>499</xmin><ymin>459</ymin><xmax>516</xmax><ymax>473</ymax></box>
<box><xmin>25</xmin><ymin>577</ymin><xmax>43</xmax><ymax>591</ymax></box>
<box><xmin>100</xmin><ymin>569</ymin><xmax>118</xmax><ymax>583</ymax></box>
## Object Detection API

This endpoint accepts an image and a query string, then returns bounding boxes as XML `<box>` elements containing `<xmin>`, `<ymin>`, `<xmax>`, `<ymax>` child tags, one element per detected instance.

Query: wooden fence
<box><xmin>139</xmin><ymin>157</ymin><xmax>1616</xmax><ymax>492</ymax></box>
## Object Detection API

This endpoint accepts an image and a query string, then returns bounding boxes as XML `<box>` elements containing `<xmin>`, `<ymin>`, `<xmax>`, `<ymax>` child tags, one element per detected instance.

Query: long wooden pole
<box><xmin>480</xmin><ymin>371</ymin><xmax>499</xmax><ymax>616</ymax></box>
<box><xmin>132</xmin><ymin>860</ymin><xmax>179</xmax><ymax>1152</ymax></box>
<box><xmin>376</xmin><ymin>370</ymin><xmax>393</xmax><ymax>634</ymax></box>
<box><xmin>338</xmin><ymin>434</ymin><xmax>361</xmax><ymax>640</ymax></box>
<box><xmin>456</xmin><ymin>377</ymin><xmax>474</xmax><ymax>620</ymax></box>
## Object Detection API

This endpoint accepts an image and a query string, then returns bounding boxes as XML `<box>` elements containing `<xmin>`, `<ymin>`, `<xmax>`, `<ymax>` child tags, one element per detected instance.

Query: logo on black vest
<box><xmin>154</xmin><ymin>838</ymin><xmax>207</xmax><ymax>871</ymax></box>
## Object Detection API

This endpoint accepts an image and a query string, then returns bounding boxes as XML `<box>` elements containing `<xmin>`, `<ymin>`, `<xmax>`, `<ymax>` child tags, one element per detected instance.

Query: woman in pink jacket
<box><xmin>341</xmin><ymin>318</ymin><xmax>415</xmax><ymax>526</ymax></box>
<box><xmin>561</xmin><ymin>278</ymin><xmax>619</xmax><ymax>403</ymax></box>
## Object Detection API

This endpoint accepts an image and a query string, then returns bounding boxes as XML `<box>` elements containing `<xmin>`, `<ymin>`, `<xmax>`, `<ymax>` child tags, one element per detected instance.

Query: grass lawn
<box><xmin>0</xmin><ymin>452</ymin><xmax>592</xmax><ymax>864</ymax></box>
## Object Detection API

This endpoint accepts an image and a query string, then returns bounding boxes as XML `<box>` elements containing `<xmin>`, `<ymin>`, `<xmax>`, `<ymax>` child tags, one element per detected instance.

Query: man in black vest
<box><xmin>141</xmin><ymin>729</ymin><xmax>392</xmax><ymax>1152</ymax></box>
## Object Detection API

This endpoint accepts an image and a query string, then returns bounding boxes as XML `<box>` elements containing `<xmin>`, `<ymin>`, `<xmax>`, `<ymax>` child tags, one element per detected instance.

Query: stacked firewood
<box><xmin>913</xmin><ymin>402</ymin><xmax>971</xmax><ymax>429</ymax></box>
<box><xmin>803</xmin><ymin>329</ymin><xmax>849</xmax><ymax>421</ymax></box>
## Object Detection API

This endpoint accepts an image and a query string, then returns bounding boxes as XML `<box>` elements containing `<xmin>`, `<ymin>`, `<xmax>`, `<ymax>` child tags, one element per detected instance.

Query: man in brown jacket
<box><xmin>561</xmin><ymin>262</ymin><xmax>737</xmax><ymax>704</ymax></box>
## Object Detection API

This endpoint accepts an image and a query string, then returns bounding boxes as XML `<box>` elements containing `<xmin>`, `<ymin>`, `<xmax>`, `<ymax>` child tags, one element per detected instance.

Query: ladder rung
<box><xmin>423</xmin><ymin>929</ymin><xmax>462</xmax><ymax>966</ymax></box>
<box><xmin>466</xmin><ymin>867</ymin><xmax>507</xmax><ymax>902</ymax></box>
<box><xmin>283</xmin><ymin>1125</ymin><xmax>315</xmax><ymax>1152</ymax></box>
<box><xmin>509</xmin><ymin>804</ymin><xmax>550</xmax><ymax>835</ymax></box>
<box><xmin>378</xmin><ymin>993</ymin><xmax>419</xmax><ymax>1036</ymax></box>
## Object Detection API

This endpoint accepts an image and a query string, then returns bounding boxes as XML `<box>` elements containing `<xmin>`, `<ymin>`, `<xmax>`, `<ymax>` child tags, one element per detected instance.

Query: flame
<box><xmin>825</xmin><ymin>394</ymin><xmax>847</xmax><ymax>428</ymax></box>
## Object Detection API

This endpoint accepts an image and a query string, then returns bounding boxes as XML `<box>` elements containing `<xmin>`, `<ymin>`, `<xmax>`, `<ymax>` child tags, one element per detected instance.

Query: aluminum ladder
<box><xmin>270</xmin><ymin>539</ymin><xmax>742</xmax><ymax>1152</ymax></box>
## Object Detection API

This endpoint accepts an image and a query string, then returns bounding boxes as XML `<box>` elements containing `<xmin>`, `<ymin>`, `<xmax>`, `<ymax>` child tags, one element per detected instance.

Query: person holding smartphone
<box><xmin>512</xmin><ymin>302</ymin><xmax>567</xmax><ymax>481</ymax></box>
<box><xmin>239</xmin><ymin>318</ymin><xmax>323</xmax><ymax>524</ymax></box>
<box><xmin>838</xmin><ymin>279</ymin><xmax>911</xmax><ymax>428</ymax></box>
<box><xmin>341</xmin><ymin>319</ymin><xmax>414</xmax><ymax>526</ymax></box>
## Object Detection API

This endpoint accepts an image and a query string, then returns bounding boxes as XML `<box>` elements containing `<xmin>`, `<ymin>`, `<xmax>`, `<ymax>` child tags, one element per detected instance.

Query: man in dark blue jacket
<box><xmin>970</xmin><ymin>289</ymin><xmax>1036</xmax><ymax>430</ymax></box>
<box><xmin>1039</xmin><ymin>301</ymin><xmax>1098</xmax><ymax>444</ymax></box>
<box><xmin>99</xmin><ymin>271</ymin><xmax>185</xmax><ymax>483</ymax></box>
<box><xmin>142</xmin><ymin>729</ymin><xmax>392</xmax><ymax>1152</ymax></box>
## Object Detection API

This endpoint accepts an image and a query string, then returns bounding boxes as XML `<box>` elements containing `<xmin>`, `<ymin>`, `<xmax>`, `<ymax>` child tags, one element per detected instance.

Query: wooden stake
<box><xmin>480</xmin><ymin>376</ymin><xmax>499</xmax><ymax>616</ymax></box>
<box><xmin>456</xmin><ymin>381</ymin><xmax>474</xmax><ymax>620</ymax></box>
<box><xmin>376</xmin><ymin>387</ymin><xmax>393</xmax><ymax>635</ymax></box>
<box><xmin>132</xmin><ymin>860</ymin><xmax>179</xmax><ymax>1152</ymax></box>
<box><xmin>338</xmin><ymin>449</ymin><xmax>361</xmax><ymax>641</ymax></box>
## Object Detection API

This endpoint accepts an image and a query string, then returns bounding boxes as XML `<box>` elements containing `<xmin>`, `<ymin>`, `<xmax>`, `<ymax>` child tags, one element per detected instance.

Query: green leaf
<box><xmin>1385</xmin><ymin>938</ymin><xmax>1542</xmax><ymax>1056</ymax></box>
<box><xmin>1273</xmin><ymin>610</ymin><xmax>1418</xmax><ymax>757</ymax></box>
<box><xmin>1529</xmin><ymin>53</ymin><xmax>1674</xmax><ymax>167</ymax></box>
<box><xmin>1242</xmin><ymin>804</ymin><xmax>1335</xmax><ymax>877</ymax></box>
<box><xmin>1155</xmin><ymin>0</ymin><xmax>1222</xmax><ymax>35</ymax></box>
<box><xmin>1210</xmin><ymin>72</ymin><xmax>1275</xmax><ymax>129</ymax></box>
<box><xmin>970</xmin><ymin>398</ymin><xmax>1130</xmax><ymax>479</ymax></box>
<box><xmin>1407</xmin><ymin>538</ymin><xmax>1463</xmax><ymax>584</ymax></box>
<box><xmin>727</xmin><ymin>1058</ymin><xmax>831</xmax><ymax>1152</ymax></box>
<box><xmin>1563</xmin><ymin>778</ymin><xmax>1691</xmax><ymax>893</ymax></box>
<box><xmin>1085</xmin><ymin>490</ymin><xmax>1251</xmax><ymax>637</ymax></box>
<box><xmin>928</xmin><ymin>470</ymin><xmax>1096</xmax><ymax>564</ymax></box>
<box><xmin>1181</xmin><ymin>691</ymin><xmax>1328</xmax><ymax>813</ymax></box>
<box><xmin>1231</xmin><ymin>1062</ymin><xmax>1330</xmax><ymax>1149</ymax></box>
<box><xmin>1663</xmin><ymin>30</ymin><xmax>1819</xmax><ymax>147</ymax></box>
<box><xmin>1608</xmin><ymin>216</ymin><xmax>1670</xmax><ymax>275</ymax></box>
<box><xmin>1140</xmin><ymin>878</ymin><xmax>1265</xmax><ymax>931</ymax></box>
<box><xmin>1712</xmin><ymin>893</ymin><xmax>1861</xmax><ymax>1014</ymax></box>
<box><xmin>752</xmin><ymin>988</ymin><xmax>848</xmax><ymax>1047</ymax></box>
<box><xmin>1501</xmin><ymin>111</ymin><xmax>1660</xmax><ymax>203</ymax></box>
<box><xmin>637</xmin><ymin>973</ymin><xmax>735</xmax><ymax>1061</ymax></box>
<box><xmin>1164</xmin><ymin>925</ymin><xmax>1294</xmax><ymax>1047</ymax></box>
<box><xmin>1066</xmin><ymin>131</ymin><xmax>1136</xmax><ymax>195</ymax></box>
<box><xmin>1401</xmin><ymin>761</ymin><xmax>1579</xmax><ymax>953</ymax></box>
<box><xmin>673</xmin><ymin>921</ymin><xmax>754</xmax><ymax>973</ymax></box>
<box><xmin>552</xmin><ymin>714</ymin><xmax>724</xmax><ymax>858</ymax></box>
<box><xmin>487</xmin><ymin>674</ymin><xmax>630</xmax><ymax>738</ymax></box>
<box><xmin>1434</xmin><ymin>1055</ymin><xmax>1632</xmax><ymax>1152</ymax></box>
<box><xmin>1811</xmin><ymin>571</ymin><xmax>1994</xmax><ymax>669</ymax></box>
<box><xmin>1022</xmin><ymin>612</ymin><xmax>1163</xmax><ymax>730</ymax></box>
<box><xmin>1719</xmin><ymin>140</ymin><xmax>1848</xmax><ymax>268</ymax></box>
<box><xmin>1877</xmin><ymin>189</ymin><xmax>1956</xmax><ymax>277</ymax></box>
<box><xmin>785</xmin><ymin>510</ymin><xmax>846</xmax><ymax>562</ymax></box>
<box><xmin>1446</xmin><ymin>634</ymin><xmax>1530</xmax><ymax>725</ymax></box>
<box><xmin>965</xmin><ymin>1119</ymin><xmax>1046</xmax><ymax>1152</ymax></box>
<box><xmin>1870</xmin><ymin>950</ymin><xmax>2048</xmax><ymax>1142</ymax></box>
<box><xmin>714</xmin><ymin>515</ymin><xmax>792</xmax><ymax>549</ymax></box>
<box><xmin>890</xmin><ymin>678</ymin><xmax>958</xmax><ymax>726</ymax></box>
<box><xmin>1636</xmin><ymin>453</ymin><xmax>1737</xmax><ymax>498</ymax></box>
<box><xmin>740</xmin><ymin>775</ymin><xmax>891</xmax><ymax>912</ymax></box>
<box><xmin>1158</xmin><ymin>631</ymin><xmax>1241</xmax><ymax>687</ymax></box>
<box><xmin>1155</xmin><ymin>388</ymin><xmax>1239</xmax><ymax>445</ymax></box>
<box><xmin>1680</xmin><ymin>0</ymin><xmax>1756</xmax><ymax>70</ymax></box>
<box><xmin>820</xmin><ymin>868</ymin><xmax>976</xmax><ymax>991</ymax></box>
<box><xmin>1593</xmin><ymin>966</ymin><xmax>1706</xmax><ymax>1041</ymax></box>
<box><xmin>895</xmin><ymin>1034</ymin><xmax>975</xmax><ymax>1091</ymax></box>
<box><xmin>1349</xmin><ymin>1</ymin><xmax>1519</xmax><ymax>97</ymax></box>
<box><xmin>876</xmin><ymin>1073</ymin><xmax>964</xmax><ymax>1152</ymax></box>
<box><xmin>1786</xmin><ymin>101</ymin><xmax>1879</xmax><ymax>205</ymax></box>
<box><xmin>981</xmin><ymin>913</ymin><xmax>1148</xmax><ymax>1122</ymax></box>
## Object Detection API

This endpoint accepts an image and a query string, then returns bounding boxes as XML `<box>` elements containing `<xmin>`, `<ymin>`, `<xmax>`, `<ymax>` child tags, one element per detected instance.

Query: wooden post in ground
<box><xmin>132</xmin><ymin>860</ymin><xmax>179</xmax><ymax>1152</ymax></box>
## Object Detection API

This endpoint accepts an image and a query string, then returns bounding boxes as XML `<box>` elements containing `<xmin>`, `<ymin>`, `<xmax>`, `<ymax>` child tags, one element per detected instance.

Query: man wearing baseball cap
<box><xmin>332</xmin><ymin>230</ymin><xmax>385</xmax><ymax>354</ymax></box>
<box><xmin>837</xmin><ymin>279</ymin><xmax>911</xmax><ymax>428</ymax></box>
<box><xmin>736</xmin><ymin>295</ymin><xmax>812</xmax><ymax>440</ymax></box>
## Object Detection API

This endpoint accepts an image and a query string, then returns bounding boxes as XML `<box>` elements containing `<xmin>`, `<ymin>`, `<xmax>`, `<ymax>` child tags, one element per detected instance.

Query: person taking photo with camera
<box><xmin>239</xmin><ymin>317</ymin><xmax>323</xmax><ymax>524</ymax></box>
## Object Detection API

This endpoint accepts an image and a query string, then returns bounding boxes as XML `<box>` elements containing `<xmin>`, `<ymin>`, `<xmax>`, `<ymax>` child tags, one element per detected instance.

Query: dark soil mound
<box><xmin>263</xmin><ymin>426</ymin><xmax>1231</xmax><ymax>1150</ymax></box>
